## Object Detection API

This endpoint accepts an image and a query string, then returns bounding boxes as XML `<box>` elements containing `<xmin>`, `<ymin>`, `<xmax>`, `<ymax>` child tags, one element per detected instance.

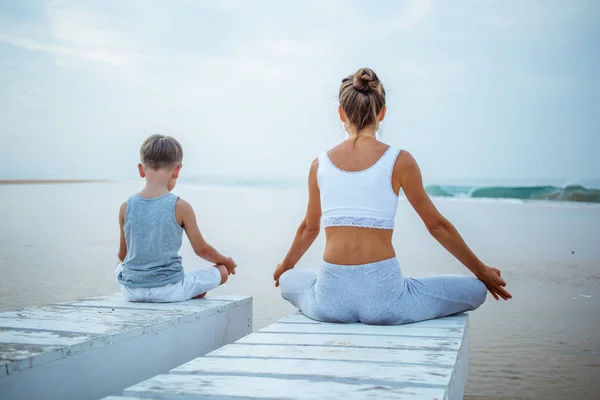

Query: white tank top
<box><xmin>317</xmin><ymin>146</ymin><xmax>401</xmax><ymax>230</ymax></box>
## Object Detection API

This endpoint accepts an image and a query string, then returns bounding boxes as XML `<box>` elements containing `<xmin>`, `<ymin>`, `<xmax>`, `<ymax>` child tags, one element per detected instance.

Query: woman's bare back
<box><xmin>322</xmin><ymin>137</ymin><xmax>399</xmax><ymax>265</ymax></box>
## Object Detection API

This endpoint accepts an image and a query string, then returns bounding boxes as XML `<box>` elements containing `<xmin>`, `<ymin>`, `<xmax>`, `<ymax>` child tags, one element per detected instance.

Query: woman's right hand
<box><xmin>476</xmin><ymin>266</ymin><xmax>512</xmax><ymax>300</ymax></box>
<box><xmin>274</xmin><ymin>263</ymin><xmax>292</xmax><ymax>287</ymax></box>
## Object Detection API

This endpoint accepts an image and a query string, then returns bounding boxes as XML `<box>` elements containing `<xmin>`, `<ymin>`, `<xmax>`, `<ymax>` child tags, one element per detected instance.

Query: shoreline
<box><xmin>0</xmin><ymin>179</ymin><xmax>113</xmax><ymax>185</ymax></box>
<box><xmin>0</xmin><ymin>180</ymin><xmax>598</xmax><ymax>205</ymax></box>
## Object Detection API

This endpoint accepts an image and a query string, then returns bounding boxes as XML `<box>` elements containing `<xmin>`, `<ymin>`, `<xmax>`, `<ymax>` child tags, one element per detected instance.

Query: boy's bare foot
<box><xmin>193</xmin><ymin>292</ymin><xmax>207</xmax><ymax>299</ymax></box>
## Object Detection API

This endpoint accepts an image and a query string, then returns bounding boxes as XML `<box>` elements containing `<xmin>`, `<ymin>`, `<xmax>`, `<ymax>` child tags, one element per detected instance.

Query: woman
<box><xmin>273</xmin><ymin>68</ymin><xmax>511</xmax><ymax>325</ymax></box>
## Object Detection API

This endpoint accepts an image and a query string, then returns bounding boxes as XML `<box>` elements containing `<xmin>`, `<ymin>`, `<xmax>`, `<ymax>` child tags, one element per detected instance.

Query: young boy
<box><xmin>115</xmin><ymin>134</ymin><xmax>236</xmax><ymax>302</ymax></box>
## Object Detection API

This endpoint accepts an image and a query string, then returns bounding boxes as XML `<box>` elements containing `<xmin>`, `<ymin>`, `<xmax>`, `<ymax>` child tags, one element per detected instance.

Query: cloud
<box><xmin>0</xmin><ymin>0</ymin><xmax>434</xmax><ymax>85</ymax></box>
<box><xmin>0</xmin><ymin>33</ymin><xmax>123</xmax><ymax>66</ymax></box>
<box><xmin>0</xmin><ymin>0</ymin><xmax>598</xmax><ymax>181</ymax></box>
<box><xmin>396</xmin><ymin>0</ymin><xmax>432</xmax><ymax>30</ymax></box>
<box><xmin>47</xmin><ymin>7</ymin><xmax>120</xmax><ymax>48</ymax></box>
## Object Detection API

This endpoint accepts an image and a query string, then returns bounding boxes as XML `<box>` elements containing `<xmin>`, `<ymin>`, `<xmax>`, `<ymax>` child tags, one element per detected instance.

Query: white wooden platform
<box><xmin>0</xmin><ymin>293</ymin><xmax>252</xmax><ymax>400</ymax></box>
<box><xmin>110</xmin><ymin>312</ymin><xmax>470</xmax><ymax>400</ymax></box>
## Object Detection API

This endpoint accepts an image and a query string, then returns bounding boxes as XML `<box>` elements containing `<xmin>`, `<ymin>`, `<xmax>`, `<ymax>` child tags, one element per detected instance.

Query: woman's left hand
<box><xmin>476</xmin><ymin>266</ymin><xmax>512</xmax><ymax>300</ymax></box>
<box><xmin>274</xmin><ymin>263</ymin><xmax>292</xmax><ymax>287</ymax></box>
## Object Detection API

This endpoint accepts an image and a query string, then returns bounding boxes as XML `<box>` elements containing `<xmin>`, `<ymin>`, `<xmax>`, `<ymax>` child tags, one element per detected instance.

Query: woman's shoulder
<box><xmin>392</xmin><ymin>149</ymin><xmax>420</xmax><ymax>178</ymax></box>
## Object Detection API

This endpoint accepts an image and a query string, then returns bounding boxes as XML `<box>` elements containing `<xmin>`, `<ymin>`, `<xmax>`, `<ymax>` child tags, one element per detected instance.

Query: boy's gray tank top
<box><xmin>118</xmin><ymin>193</ymin><xmax>184</xmax><ymax>288</ymax></box>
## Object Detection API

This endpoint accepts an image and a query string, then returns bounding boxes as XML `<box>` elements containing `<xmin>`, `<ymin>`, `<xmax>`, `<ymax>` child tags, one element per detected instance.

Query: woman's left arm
<box><xmin>274</xmin><ymin>158</ymin><xmax>321</xmax><ymax>287</ymax></box>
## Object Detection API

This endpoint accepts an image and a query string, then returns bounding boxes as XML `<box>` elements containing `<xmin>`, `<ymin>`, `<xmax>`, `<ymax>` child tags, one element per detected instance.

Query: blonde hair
<box><xmin>140</xmin><ymin>134</ymin><xmax>183</xmax><ymax>169</ymax></box>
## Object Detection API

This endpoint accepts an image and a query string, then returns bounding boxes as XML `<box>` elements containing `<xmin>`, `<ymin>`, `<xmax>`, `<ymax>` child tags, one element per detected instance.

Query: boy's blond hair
<box><xmin>140</xmin><ymin>134</ymin><xmax>183</xmax><ymax>170</ymax></box>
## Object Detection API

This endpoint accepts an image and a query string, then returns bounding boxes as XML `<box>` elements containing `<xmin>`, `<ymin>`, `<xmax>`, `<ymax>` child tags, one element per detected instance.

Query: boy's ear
<box><xmin>138</xmin><ymin>163</ymin><xmax>145</xmax><ymax>178</ymax></box>
<box><xmin>172</xmin><ymin>164</ymin><xmax>182</xmax><ymax>179</ymax></box>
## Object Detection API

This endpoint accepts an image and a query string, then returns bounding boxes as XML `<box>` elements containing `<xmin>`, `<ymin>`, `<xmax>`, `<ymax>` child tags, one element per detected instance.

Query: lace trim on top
<box><xmin>323</xmin><ymin>216</ymin><xmax>394</xmax><ymax>230</ymax></box>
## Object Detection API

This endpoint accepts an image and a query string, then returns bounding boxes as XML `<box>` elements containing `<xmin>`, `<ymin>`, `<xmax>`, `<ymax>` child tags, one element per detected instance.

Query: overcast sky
<box><xmin>1</xmin><ymin>0</ymin><xmax>598</xmax><ymax>184</ymax></box>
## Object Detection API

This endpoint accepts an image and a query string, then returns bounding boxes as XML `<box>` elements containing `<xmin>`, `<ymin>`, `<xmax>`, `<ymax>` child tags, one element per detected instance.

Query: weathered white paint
<box><xmin>238</xmin><ymin>332</ymin><xmax>462</xmax><ymax>351</ymax></box>
<box><xmin>448</xmin><ymin>320</ymin><xmax>470</xmax><ymax>400</ymax></box>
<box><xmin>171</xmin><ymin>356</ymin><xmax>454</xmax><ymax>386</ymax></box>
<box><xmin>204</xmin><ymin>343</ymin><xmax>458</xmax><ymax>366</ymax></box>
<box><xmin>0</xmin><ymin>317</ymin><xmax>136</xmax><ymax>334</ymax></box>
<box><xmin>279</xmin><ymin>312</ymin><xmax>467</xmax><ymax>328</ymax></box>
<box><xmin>118</xmin><ymin>313</ymin><xmax>470</xmax><ymax>400</ymax></box>
<box><xmin>261</xmin><ymin>321</ymin><xmax>463</xmax><ymax>338</ymax></box>
<box><xmin>0</xmin><ymin>293</ymin><xmax>252</xmax><ymax>400</ymax></box>
<box><xmin>124</xmin><ymin>374</ymin><xmax>448</xmax><ymax>399</ymax></box>
<box><xmin>0</xmin><ymin>329</ymin><xmax>98</xmax><ymax>346</ymax></box>
<box><xmin>66</xmin><ymin>293</ymin><xmax>249</xmax><ymax>311</ymax></box>
<box><xmin>0</xmin><ymin>305</ymin><xmax>188</xmax><ymax>325</ymax></box>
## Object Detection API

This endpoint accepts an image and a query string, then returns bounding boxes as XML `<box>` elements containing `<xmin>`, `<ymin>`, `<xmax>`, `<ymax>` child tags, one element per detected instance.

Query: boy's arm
<box><xmin>117</xmin><ymin>201</ymin><xmax>128</xmax><ymax>263</ymax></box>
<box><xmin>175</xmin><ymin>199</ymin><xmax>236</xmax><ymax>273</ymax></box>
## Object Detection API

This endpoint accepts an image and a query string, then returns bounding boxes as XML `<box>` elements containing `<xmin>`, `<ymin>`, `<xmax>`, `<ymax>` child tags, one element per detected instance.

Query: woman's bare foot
<box><xmin>193</xmin><ymin>292</ymin><xmax>207</xmax><ymax>299</ymax></box>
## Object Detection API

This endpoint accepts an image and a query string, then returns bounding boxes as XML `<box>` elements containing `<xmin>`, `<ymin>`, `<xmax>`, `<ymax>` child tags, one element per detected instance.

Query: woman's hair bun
<box><xmin>352</xmin><ymin>68</ymin><xmax>380</xmax><ymax>94</ymax></box>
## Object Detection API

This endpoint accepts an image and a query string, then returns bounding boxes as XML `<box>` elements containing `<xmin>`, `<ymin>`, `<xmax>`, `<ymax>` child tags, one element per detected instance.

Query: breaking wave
<box><xmin>425</xmin><ymin>184</ymin><xmax>600</xmax><ymax>203</ymax></box>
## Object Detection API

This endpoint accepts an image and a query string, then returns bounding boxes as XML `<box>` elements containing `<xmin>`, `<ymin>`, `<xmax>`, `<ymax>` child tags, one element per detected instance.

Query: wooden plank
<box><xmin>0</xmin><ymin>318</ymin><xmax>134</xmax><ymax>335</ymax></box>
<box><xmin>0</xmin><ymin>330</ymin><xmax>112</xmax><ymax>373</ymax></box>
<box><xmin>0</xmin><ymin>330</ymin><xmax>98</xmax><ymax>347</ymax></box>
<box><xmin>0</xmin><ymin>294</ymin><xmax>253</xmax><ymax>371</ymax></box>
<box><xmin>62</xmin><ymin>293</ymin><xmax>251</xmax><ymax>308</ymax></box>
<box><xmin>0</xmin><ymin>342</ymin><xmax>102</xmax><ymax>380</ymax></box>
<box><xmin>0</xmin><ymin>294</ymin><xmax>253</xmax><ymax>400</ymax></box>
<box><xmin>124</xmin><ymin>374</ymin><xmax>446</xmax><ymax>399</ymax></box>
<box><xmin>0</xmin><ymin>307</ymin><xmax>189</xmax><ymax>336</ymax></box>
<box><xmin>237</xmin><ymin>332</ymin><xmax>462</xmax><ymax>351</ymax></box>
<box><xmin>0</xmin><ymin>339</ymin><xmax>102</xmax><ymax>374</ymax></box>
<box><xmin>203</xmin><ymin>294</ymin><xmax>252</xmax><ymax>303</ymax></box>
<box><xmin>0</xmin><ymin>306</ymin><xmax>188</xmax><ymax>326</ymax></box>
<box><xmin>261</xmin><ymin>321</ymin><xmax>463</xmax><ymax>338</ymax></box>
<box><xmin>171</xmin><ymin>356</ymin><xmax>452</xmax><ymax>386</ymax></box>
<box><xmin>65</xmin><ymin>296</ymin><xmax>235</xmax><ymax>313</ymax></box>
<box><xmin>279</xmin><ymin>313</ymin><xmax>467</xmax><ymax>328</ymax></box>
<box><xmin>119</xmin><ymin>313</ymin><xmax>467</xmax><ymax>399</ymax></box>
<box><xmin>0</xmin><ymin>343</ymin><xmax>60</xmax><ymax>362</ymax></box>
<box><xmin>204</xmin><ymin>343</ymin><xmax>458</xmax><ymax>366</ymax></box>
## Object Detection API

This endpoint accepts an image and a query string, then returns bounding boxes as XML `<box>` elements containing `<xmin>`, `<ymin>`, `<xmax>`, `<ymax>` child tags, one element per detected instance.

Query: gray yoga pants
<box><xmin>279</xmin><ymin>257</ymin><xmax>487</xmax><ymax>325</ymax></box>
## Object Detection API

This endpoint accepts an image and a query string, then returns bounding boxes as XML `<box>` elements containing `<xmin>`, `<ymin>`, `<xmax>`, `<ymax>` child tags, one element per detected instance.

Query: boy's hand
<box><xmin>223</xmin><ymin>257</ymin><xmax>237</xmax><ymax>275</ymax></box>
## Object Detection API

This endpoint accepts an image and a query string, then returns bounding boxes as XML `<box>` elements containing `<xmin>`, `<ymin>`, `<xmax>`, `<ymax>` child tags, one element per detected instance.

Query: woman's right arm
<box><xmin>396</xmin><ymin>151</ymin><xmax>511</xmax><ymax>300</ymax></box>
<box><xmin>274</xmin><ymin>158</ymin><xmax>321</xmax><ymax>287</ymax></box>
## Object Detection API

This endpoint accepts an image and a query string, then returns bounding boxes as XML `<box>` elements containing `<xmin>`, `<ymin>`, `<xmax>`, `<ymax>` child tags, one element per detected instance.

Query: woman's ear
<box><xmin>138</xmin><ymin>163</ymin><xmax>145</xmax><ymax>178</ymax></box>
<box><xmin>338</xmin><ymin>106</ymin><xmax>348</xmax><ymax>123</ymax></box>
<box><xmin>378</xmin><ymin>106</ymin><xmax>387</xmax><ymax>122</ymax></box>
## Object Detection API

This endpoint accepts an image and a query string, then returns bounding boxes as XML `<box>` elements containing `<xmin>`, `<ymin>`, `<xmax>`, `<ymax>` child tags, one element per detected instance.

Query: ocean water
<box><xmin>1</xmin><ymin>181</ymin><xmax>599</xmax><ymax>399</ymax></box>
<box><xmin>180</xmin><ymin>175</ymin><xmax>600</xmax><ymax>203</ymax></box>
<box><xmin>425</xmin><ymin>184</ymin><xmax>600</xmax><ymax>203</ymax></box>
